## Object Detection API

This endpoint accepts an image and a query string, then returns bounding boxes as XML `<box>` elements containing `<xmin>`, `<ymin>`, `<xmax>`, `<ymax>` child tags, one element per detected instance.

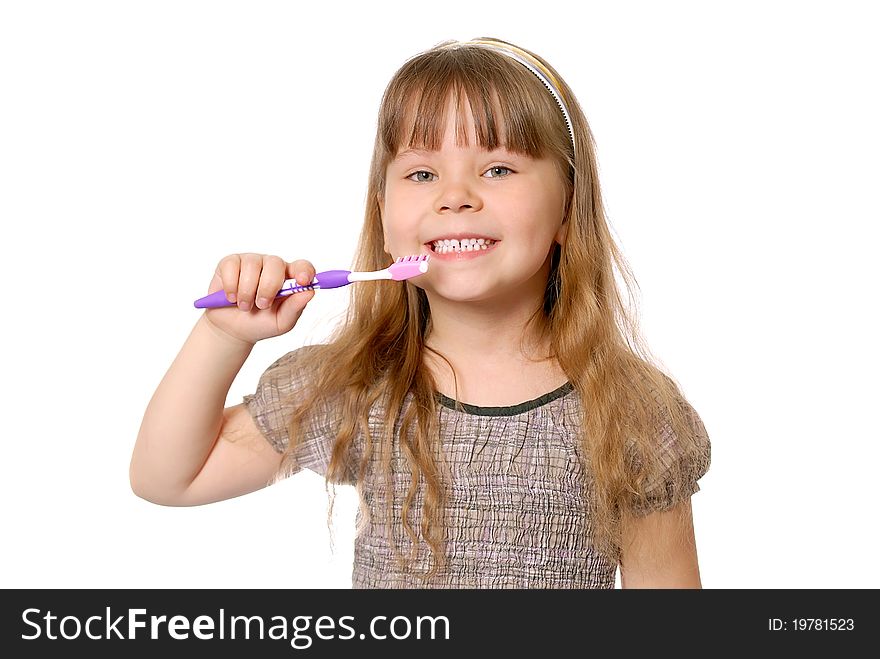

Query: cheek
<box><xmin>382</xmin><ymin>197</ymin><xmax>420</xmax><ymax>231</ymax></box>
<box><xmin>523</xmin><ymin>195</ymin><xmax>566</xmax><ymax>239</ymax></box>
<box><xmin>380</xmin><ymin>214</ymin><xmax>418</xmax><ymax>252</ymax></box>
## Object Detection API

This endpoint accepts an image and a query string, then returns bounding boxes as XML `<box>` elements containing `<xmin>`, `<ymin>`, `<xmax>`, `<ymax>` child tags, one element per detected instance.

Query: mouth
<box><xmin>425</xmin><ymin>238</ymin><xmax>500</xmax><ymax>261</ymax></box>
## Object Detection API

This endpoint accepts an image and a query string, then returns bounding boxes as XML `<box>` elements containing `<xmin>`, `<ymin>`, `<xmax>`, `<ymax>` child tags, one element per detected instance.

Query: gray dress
<box><xmin>243</xmin><ymin>345</ymin><xmax>710</xmax><ymax>589</ymax></box>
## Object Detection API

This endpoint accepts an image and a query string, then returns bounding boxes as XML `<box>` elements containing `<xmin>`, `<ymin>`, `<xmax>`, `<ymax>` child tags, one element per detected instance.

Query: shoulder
<box><xmin>265</xmin><ymin>343</ymin><xmax>327</xmax><ymax>368</ymax></box>
<box><xmin>257</xmin><ymin>344</ymin><xmax>328</xmax><ymax>381</ymax></box>
<box><xmin>246</xmin><ymin>344</ymin><xmax>332</xmax><ymax>413</ymax></box>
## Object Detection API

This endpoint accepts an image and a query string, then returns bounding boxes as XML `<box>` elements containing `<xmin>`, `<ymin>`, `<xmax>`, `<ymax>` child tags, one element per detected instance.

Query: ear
<box><xmin>554</xmin><ymin>219</ymin><xmax>568</xmax><ymax>245</ymax></box>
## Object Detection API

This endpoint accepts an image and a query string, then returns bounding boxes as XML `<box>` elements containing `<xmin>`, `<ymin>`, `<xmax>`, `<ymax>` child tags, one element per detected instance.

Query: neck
<box><xmin>423</xmin><ymin>259</ymin><xmax>554</xmax><ymax>365</ymax></box>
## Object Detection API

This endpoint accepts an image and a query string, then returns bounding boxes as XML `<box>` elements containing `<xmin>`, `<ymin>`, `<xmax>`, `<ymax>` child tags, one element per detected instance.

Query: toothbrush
<box><xmin>193</xmin><ymin>254</ymin><xmax>430</xmax><ymax>309</ymax></box>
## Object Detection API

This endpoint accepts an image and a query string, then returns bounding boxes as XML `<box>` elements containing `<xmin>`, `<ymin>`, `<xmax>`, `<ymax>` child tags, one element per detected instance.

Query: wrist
<box><xmin>198</xmin><ymin>314</ymin><xmax>256</xmax><ymax>353</ymax></box>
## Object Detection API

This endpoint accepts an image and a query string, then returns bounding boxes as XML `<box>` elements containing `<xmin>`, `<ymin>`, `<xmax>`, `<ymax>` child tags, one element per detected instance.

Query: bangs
<box><xmin>379</xmin><ymin>46</ymin><xmax>564</xmax><ymax>161</ymax></box>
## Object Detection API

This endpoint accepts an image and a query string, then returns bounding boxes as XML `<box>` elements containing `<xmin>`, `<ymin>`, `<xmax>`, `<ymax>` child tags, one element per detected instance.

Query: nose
<box><xmin>434</xmin><ymin>175</ymin><xmax>483</xmax><ymax>214</ymax></box>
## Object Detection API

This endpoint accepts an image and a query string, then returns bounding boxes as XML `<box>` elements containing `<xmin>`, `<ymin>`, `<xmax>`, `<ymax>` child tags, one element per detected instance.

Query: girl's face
<box><xmin>379</xmin><ymin>97</ymin><xmax>568</xmax><ymax>304</ymax></box>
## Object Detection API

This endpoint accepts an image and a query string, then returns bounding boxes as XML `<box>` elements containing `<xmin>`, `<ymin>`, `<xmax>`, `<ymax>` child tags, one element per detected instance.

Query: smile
<box><xmin>425</xmin><ymin>238</ymin><xmax>499</xmax><ymax>261</ymax></box>
<box><xmin>430</xmin><ymin>238</ymin><xmax>496</xmax><ymax>253</ymax></box>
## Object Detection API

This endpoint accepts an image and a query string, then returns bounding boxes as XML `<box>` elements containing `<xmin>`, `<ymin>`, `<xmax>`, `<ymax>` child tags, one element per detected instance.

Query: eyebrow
<box><xmin>393</xmin><ymin>148</ymin><xmax>426</xmax><ymax>161</ymax></box>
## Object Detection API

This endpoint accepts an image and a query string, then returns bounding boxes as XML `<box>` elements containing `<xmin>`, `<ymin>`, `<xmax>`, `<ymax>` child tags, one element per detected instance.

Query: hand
<box><xmin>202</xmin><ymin>253</ymin><xmax>316</xmax><ymax>345</ymax></box>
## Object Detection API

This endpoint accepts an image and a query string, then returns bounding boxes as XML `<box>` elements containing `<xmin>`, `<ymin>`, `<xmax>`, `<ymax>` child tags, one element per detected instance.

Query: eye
<box><xmin>404</xmin><ymin>166</ymin><xmax>514</xmax><ymax>182</ymax></box>
<box><xmin>484</xmin><ymin>166</ymin><xmax>513</xmax><ymax>178</ymax></box>
<box><xmin>406</xmin><ymin>170</ymin><xmax>436</xmax><ymax>183</ymax></box>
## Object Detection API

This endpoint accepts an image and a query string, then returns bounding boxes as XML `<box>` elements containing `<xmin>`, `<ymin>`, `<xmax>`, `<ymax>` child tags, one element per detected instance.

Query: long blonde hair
<box><xmin>270</xmin><ymin>38</ymin><xmax>709</xmax><ymax>580</ymax></box>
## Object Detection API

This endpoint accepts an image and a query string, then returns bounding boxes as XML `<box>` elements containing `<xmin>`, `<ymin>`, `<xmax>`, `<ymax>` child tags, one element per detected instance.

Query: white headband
<box><xmin>440</xmin><ymin>39</ymin><xmax>576</xmax><ymax>158</ymax></box>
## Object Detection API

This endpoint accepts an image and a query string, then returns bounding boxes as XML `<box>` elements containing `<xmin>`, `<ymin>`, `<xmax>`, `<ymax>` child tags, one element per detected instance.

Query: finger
<box><xmin>236</xmin><ymin>253</ymin><xmax>263</xmax><ymax>311</ymax></box>
<box><xmin>286</xmin><ymin>259</ymin><xmax>317</xmax><ymax>286</ymax></box>
<box><xmin>255</xmin><ymin>255</ymin><xmax>286</xmax><ymax>309</ymax></box>
<box><xmin>216</xmin><ymin>255</ymin><xmax>242</xmax><ymax>303</ymax></box>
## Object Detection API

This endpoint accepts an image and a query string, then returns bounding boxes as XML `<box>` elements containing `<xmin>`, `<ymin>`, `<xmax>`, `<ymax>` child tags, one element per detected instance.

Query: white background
<box><xmin>1</xmin><ymin>0</ymin><xmax>877</xmax><ymax>589</ymax></box>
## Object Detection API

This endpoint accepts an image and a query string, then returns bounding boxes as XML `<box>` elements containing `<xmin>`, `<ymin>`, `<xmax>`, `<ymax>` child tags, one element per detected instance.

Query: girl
<box><xmin>131</xmin><ymin>37</ymin><xmax>711</xmax><ymax>589</ymax></box>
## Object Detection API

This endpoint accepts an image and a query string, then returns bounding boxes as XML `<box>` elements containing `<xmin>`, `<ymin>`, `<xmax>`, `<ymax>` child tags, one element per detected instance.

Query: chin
<box><xmin>423</xmin><ymin>283</ymin><xmax>493</xmax><ymax>304</ymax></box>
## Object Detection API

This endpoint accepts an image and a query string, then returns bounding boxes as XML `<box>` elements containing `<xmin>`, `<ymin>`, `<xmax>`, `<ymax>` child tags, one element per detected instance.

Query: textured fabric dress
<box><xmin>243</xmin><ymin>345</ymin><xmax>711</xmax><ymax>589</ymax></box>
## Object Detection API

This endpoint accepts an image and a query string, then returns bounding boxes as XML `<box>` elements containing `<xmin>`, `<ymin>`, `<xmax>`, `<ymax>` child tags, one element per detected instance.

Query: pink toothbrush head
<box><xmin>386</xmin><ymin>254</ymin><xmax>431</xmax><ymax>280</ymax></box>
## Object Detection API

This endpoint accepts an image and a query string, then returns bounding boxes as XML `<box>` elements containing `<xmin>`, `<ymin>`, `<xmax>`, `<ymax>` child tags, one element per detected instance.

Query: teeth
<box><xmin>430</xmin><ymin>238</ymin><xmax>496</xmax><ymax>254</ymax></box>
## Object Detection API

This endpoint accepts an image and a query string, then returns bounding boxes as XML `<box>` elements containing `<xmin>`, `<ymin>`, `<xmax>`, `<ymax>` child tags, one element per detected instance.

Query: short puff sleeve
<box><xmin>242</xmin><ymin>346</ymin><xmax>352</xmax><ymax>482</ymax></box>
<box><xmin>629</xmin><ymin>397</ymin><xmax>711</xmax><ymax>516</ymax></box>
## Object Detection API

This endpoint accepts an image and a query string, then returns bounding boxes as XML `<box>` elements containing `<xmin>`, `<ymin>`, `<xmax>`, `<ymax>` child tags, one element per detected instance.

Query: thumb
<box><xmin>208</xmin><ymin>272</ymin><xmax>223</xmax><ymax>295</ymax></box>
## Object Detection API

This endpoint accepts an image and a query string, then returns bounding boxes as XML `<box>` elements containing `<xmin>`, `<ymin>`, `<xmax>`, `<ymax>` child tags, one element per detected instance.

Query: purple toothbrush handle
<box><xmin>311</xmin><ymin>270</ymin><xmax>351</xmax><ymax>288</ymax></box>
<box><xmin>193</xmin><ymin>269</ymin><xmax>352</xmax><ymax>309</ymax></box>
<box><xmin>193</xmin><ymin>289</ymin><xmax>236</xmax><ymax>309</ymax></box>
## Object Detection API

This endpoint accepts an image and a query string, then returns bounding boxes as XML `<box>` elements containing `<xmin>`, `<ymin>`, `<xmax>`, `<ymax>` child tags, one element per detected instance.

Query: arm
<box><xmin>129</xmin><ymin>314</ymin><xmax>282</xmax><ymax>506</ymax></box>
<box><xmin>619</xmin><ymin>497</ymin><xmax>702</xmax><ymax>588</ymax></box>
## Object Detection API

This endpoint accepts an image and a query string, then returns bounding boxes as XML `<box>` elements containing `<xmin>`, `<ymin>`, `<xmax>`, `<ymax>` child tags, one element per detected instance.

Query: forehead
<box><xmin>389</xmin><ymin>86</ymin><xmax>539</xmax><ymax>159</ymax></box>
